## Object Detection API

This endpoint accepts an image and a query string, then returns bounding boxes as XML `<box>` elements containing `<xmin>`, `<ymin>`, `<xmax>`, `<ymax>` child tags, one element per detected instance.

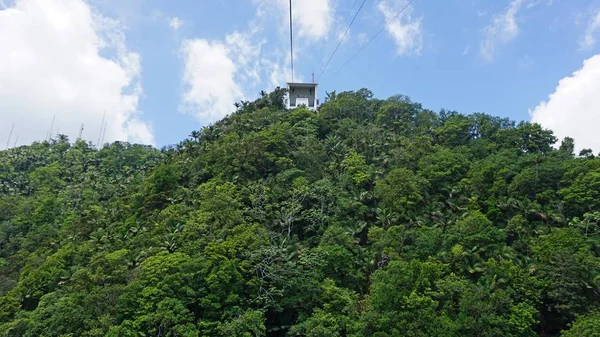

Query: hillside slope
<box><xmin>1</xmin><ymin>88</ymin><xmax>599</xmax><ymax>336</ymax></box>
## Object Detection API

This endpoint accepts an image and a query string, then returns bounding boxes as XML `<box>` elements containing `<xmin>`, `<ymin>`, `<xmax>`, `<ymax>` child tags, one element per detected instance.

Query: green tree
<box><xmin>374</xmin><ymin>167</ymin><xmax>427</xmax><ymax>218</ymax></box>
<box><xmin>561</xmin><ymin>311</ymin><xmax>600</xmax><ymax>337</ymax></box>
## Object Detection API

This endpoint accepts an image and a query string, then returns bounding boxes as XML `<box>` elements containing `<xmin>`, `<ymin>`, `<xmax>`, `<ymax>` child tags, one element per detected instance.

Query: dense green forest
<box><xmin>1</xmin><ymin>88</ymin><xmax>599</xmax><ymax>336</ymax></box>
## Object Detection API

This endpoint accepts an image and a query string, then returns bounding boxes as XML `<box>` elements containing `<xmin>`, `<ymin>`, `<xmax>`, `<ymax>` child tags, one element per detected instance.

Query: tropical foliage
<box><xmin>1</xmin><ymin>88</ymin><xmax>599</xmax><ymax>336</ymax></box>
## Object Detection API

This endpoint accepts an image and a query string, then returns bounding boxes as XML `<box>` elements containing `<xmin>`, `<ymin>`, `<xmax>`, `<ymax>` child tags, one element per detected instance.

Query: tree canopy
<box><xmin>0</xmin><ymin>88</ymin><xmax>599</xmax><ymax>336</ymax></box>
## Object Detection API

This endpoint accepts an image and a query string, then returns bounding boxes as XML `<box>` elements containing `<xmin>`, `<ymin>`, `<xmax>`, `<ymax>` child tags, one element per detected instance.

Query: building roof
<box><xmin>287</xmin><ymin>82</ymin><xmax>318</xmax><ymax>87</ymax></box>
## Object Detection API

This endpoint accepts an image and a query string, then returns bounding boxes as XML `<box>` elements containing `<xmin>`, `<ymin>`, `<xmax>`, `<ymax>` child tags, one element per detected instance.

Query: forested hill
<box><xmin>1</xmin><ymin>88</ymin><xmax>600</xmax><ymax>337</ymax></box>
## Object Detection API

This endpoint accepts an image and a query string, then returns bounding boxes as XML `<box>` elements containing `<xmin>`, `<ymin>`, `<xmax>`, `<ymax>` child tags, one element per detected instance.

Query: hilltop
<box><xmin>0</xmin><ymin>88</ymin><xmax>599</xmax><ymax>336</ymax></box>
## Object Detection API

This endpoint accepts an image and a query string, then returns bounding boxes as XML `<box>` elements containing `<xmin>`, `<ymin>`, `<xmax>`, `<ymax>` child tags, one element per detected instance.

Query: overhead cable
<box><xmin>328</xmin><ymin>0</ymin><xmax>416</xmax><ymax>79</ymax></box>
<box><xmin>316</xmin><ymin>0</ymin><xmax>368</xmax><ymax>81</ymax></box>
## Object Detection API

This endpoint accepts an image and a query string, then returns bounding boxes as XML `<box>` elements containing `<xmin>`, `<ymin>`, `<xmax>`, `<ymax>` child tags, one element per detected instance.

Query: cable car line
<box><xmin>327</xmin><ymin>0</ymin><xmax>415</xmax><ymax>80</ymax></box>
<box><xmin>316</xmin><ymin>0</ymin><xmax>368</xmax><ymax>82</ymax></box>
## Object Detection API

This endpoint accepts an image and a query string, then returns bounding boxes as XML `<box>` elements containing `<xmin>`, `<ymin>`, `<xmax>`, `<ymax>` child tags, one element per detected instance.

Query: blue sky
<box><xmin>2</xmin><ymin>0</ymin><xmax>600</xmax><ymax>151</ymax></box>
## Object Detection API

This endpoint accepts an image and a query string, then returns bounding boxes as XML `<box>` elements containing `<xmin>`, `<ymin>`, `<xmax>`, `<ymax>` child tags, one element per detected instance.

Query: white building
<box><xmin>284</xmin><ymin>82</ymin><xmax>319</xmax><ymax>111</ymax></box>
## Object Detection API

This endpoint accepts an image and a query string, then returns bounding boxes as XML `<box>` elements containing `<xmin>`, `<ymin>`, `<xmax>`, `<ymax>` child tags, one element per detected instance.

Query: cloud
<box><xmin>531</xmin><ymin>54</ymin><xmax>600</xmax><ymax>152</ymax></box>
<box><xmin>580</xmin><ymin>10</ymin><xmax>600</xmax><ymax>50</ymax></box>
<box><xmin>254</xmin><ymin>0</ymin><xmax>333</xmax><ymax>41</ymax></box>
<box><xmin>480</xmin><ymin>0</ymin><xmax>524</xmax><ymax>61</ymax></box>
<box><xmin>0</xmin><ymin>0</ymin><xmax>153</xmax><ymax>147</ymax></box>
<box><xmin>168</xmin><ymin>16</ymin><xmax>183</xmax><ymax>30</ymax></box>
<box><xmin>225</xmin><ymin>31</ymin><xmax>264</xmax><ymax>84</ymax></box>
<box><xmin>377</xmin><ymin>0</ymin><xmax>423</xmax><ymax>56</ymax></box>
<box><xmin>181</xmin><ymin>0</ymin><xmax>313</xmax><ymax>125</ymax></box>
<box><xmin>462</xmin><ymin>45</ymin><xmax>470</xmax><ymax>56</ymax></box>
<box><xmin>180</xmin><ymin>39</ymin><xmax>243</xmax><ymax>124</ymax></box>
<box><xmin>357</xmin><ymin>32</ymin><xmax>368</xmax><ymax>45</ymax></box>
<box><xmin>337</xmin><ymin>27</ymin><xmax>350</xmax><ymax>45</ymax></box>
<box><xmin>180</xmin><ymin>30</ymin><xmax>277</xmax><ymax>124</ymax></box>
<box><xmin>180</xmin><ymin>0</ymin><xmax>329</xmax><ymax>125</ymax></box>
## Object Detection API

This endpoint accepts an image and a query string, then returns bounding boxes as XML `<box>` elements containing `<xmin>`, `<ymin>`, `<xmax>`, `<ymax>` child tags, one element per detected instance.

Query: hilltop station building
<box><xmin>284</xmin><ymin>82</ymin><xmax>319</xmax><ymax>111</ymax></box>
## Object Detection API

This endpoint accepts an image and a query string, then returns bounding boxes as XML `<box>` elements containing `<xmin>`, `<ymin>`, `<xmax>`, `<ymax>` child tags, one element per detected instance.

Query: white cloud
<box><xmin>179</xmin><ymin>0</ymin><xmax>322</xmax><ymax>124</ymax></box>
<box><xmin>580</xmin><ymin>10</ymin><xmax>600</xmax><ymax>50</ymax></box>
<box><xmin>180</xmin><ymin>39</ymin><xmax>243</xmax><ymax>124</ymax></box>
<box><xmin>0</xmin><ymin>0</ymin><xmax>153</xmax><ymax>147</ymax></box>
<box><xmin>264</xmin><ymin>53</ymin><xmax>295</xmax><ymax>88</ymax></box>
<box><xmin>357</xmin><ymin>32</ymin><xmax>368</xmax><ymax>45</ymax></box>
<box><xmin>462</xmin><ymin>45</ymin><xmax>470</xmax><ymax>56</ymax></box>
<box><xmin>377</xmin><ymin>0</ymin><xmax>423</xmax><ymax>56</ymax></box>
<box><xmin>225</xmin><ymin>31</ymin><xmax>264</xmax><ymax>85</ymax></box>
<box><xmin>254</xmin><ymin>0</ymin><xmax>333</xmax><ymax>41</ymax></box>
<box><xmin>292</xmin><ymin>0</ymin><xmax>333</xmax><ymax>40</ymax></box>
<box><xmin>531</xmin><ymin>54</ymin><xmax>600</xmax><ymax>152</ymax></box>
<box><xmin>480</xmin><ymin>0</ymin><xmax>524</xmax><ymax>61</ymax></box>
<box><xmin>337</xmin><ymin>27</ymin><xmax>350</xmax><ymax>45</ymax></box>
<box><xmin>168</xmin><ymin>16</ymin><xmax>183</xmax><ymax>30</ymax></box>
<box><xmin>180</xmin><ymin>30</ymin><xmax>276</xmax><ymax>124</ymax></box>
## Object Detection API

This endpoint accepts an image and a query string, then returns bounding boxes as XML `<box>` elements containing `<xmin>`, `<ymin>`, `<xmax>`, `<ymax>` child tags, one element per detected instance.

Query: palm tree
<box><xmin>189</xmin><ymin>130</ymin><xmax>202</xmax><ymax>142</ymax></box>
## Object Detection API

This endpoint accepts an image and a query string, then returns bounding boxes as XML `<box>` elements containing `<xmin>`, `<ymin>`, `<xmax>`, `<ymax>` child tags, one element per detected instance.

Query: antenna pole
<box><xmin>47</xmin><ymin>115</ymin><xmax>56</xmax><ymax>141</ymax></box>
<box><xmin>78</xmin><ymin>123</ymin><xmax>84</xmax><ymax>140</ymax></box>
<box><xmin>13</xmin><ymin>135</ymin><xmax>18</xmax><ymax>148</ymax></box>
<box><xmin>6</xmin><ymin>124</ymin><xmax>14</xmax><ymax>150</ymax></box>
<box><xmin>97</xmin><ymin>111</ymin><xmax>106</xmax><ymax>147</ymax></box>
<box><xmin>101</xmin><ymin>120</ymin><xmax>108</xmax><ymax>146</ymax></box>
<box><xmin>289</xmin><ymin>0</ymin><xmax>294</xmax><ymax>82</ymax></box>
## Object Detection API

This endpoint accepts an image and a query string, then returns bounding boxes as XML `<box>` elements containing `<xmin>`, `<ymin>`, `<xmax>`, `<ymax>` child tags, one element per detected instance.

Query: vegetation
<box><xmin>1</xmin><ymin>88</ymin><xmax>599</xmax><ymax>336</ymax></box>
